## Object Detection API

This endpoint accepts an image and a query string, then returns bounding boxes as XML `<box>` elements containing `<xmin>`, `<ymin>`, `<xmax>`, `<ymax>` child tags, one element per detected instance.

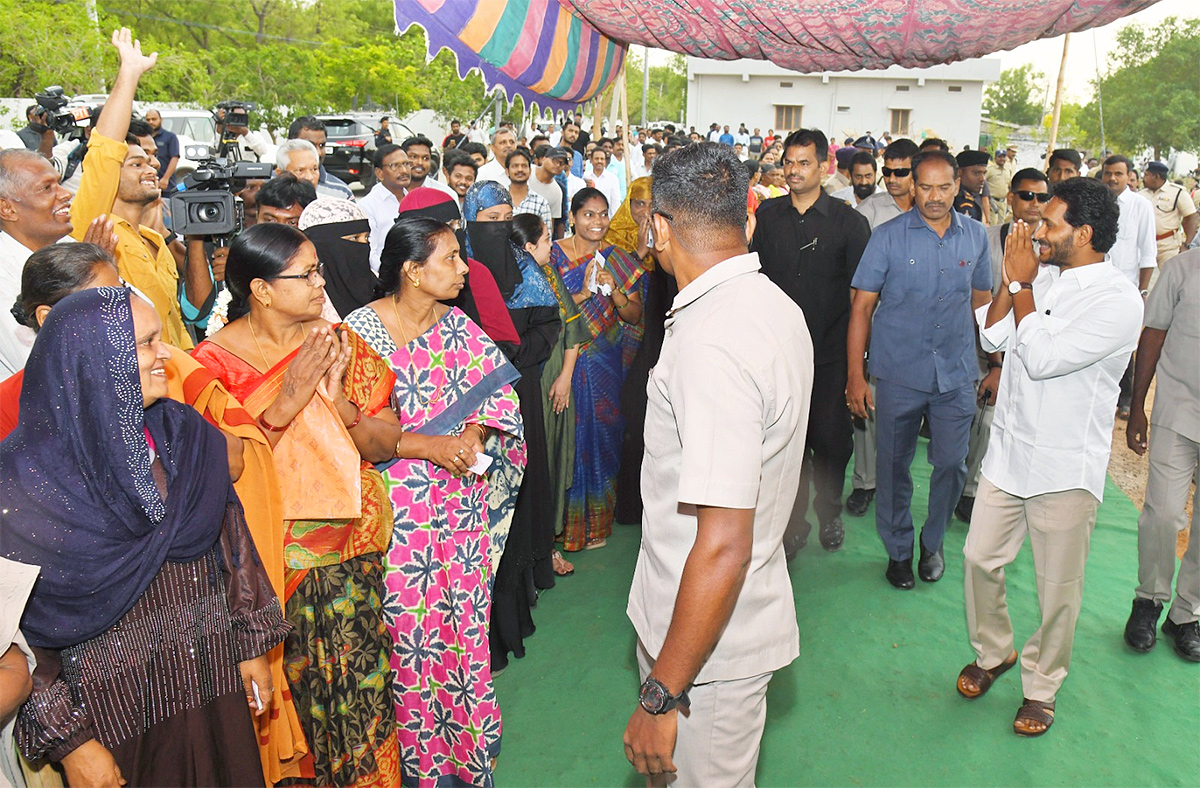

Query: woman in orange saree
<box><xmin>193</xmin><ymin>224</ymin><xmax>403</xmax><ymax>788</ymax></box>
<box><xmin>2</xmin><ymin>241</ymin><xmax>308</xmax><ymax>785</ymax></box>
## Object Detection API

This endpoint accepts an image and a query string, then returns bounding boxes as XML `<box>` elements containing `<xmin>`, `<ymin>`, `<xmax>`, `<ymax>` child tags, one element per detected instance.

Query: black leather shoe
<box><xmin>886</xmin><ymin>558</ymin><xmax>914</xmax><ymax>590</ymax></box>
<box><xmin>918</xmin><ymin>543</ymin><xmax>945</xmax><ymax>582</ymax></box>
<box><xmin>819</xmin><ymin>516</ymin><xmax>845</xmax><ymax>552</ymax></box>
<box><xmin>783</xmin><ymin>529</ymin><xmax>808</xmax><ymax>562</ymax></box>
<box><xmin>954</xmin><ymin>495</ymin><xmax>975</xmax><ymax>524</ymax></box>
<box><xmin>1124</xmin><ymin>598</ymin><xmax>1163</xmax><ymax>653</ymax></box>
<box><xmin>846</xmin><ymin>488</ymin><xmax>874</xmax><ymax>516</ymax></box>
<box><xmin>1161</xmin><ymin>618</ymin><xmax>1200</xmax><ymax>662</ymax></box>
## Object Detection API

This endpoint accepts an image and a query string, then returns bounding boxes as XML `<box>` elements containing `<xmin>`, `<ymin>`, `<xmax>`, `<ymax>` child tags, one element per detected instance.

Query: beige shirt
<box><xmin>1145</xmin><ymin>248</ymin><xmax>1200</xmax><ymax>442</ymax></box>
<box><xmin>1140</xmin><ymin>183</ymin><xmax>1197</xmax><ymax>238</ymax></box>
<box><xmin>627</xmin><ymin>253</ymin><xmax>813</xmax><ymax>683</ymax></box>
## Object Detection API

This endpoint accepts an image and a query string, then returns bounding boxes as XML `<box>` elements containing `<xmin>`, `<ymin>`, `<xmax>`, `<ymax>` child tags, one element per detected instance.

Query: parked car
<box><xmin>153</xmin><ymin>109</ymin><xmax>218</xmax><ymax>180</ymax></box>
<box><xmin>317</xmin><ymin>114</ymin><xmax>414</xmax><ymax>188</ymax></box>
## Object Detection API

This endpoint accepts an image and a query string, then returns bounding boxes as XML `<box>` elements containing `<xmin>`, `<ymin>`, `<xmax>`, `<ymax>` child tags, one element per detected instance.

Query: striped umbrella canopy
<box><xmin>397</xmin><ymin>0</ymin><xmax>1160</xmax><ymax>109</ymax></box>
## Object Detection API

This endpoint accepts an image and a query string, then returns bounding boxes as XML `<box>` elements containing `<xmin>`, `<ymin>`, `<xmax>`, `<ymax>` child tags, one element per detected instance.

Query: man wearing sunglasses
<box><xmin>956</xmin><ymin>168</ymin><xmax>1050</xmax><ymax>524</ymax></box>
<box><xmin>848</xmin><ymin>137</ymin><xmax>919</xmax><ymax>517</ymax></box>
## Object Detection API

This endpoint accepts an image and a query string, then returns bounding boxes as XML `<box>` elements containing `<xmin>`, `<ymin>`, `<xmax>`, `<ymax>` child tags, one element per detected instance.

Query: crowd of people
<box><xmin>0</xmin><ymin>27</ymin><xmax>1197</xmax><ymax>788</ymax></box>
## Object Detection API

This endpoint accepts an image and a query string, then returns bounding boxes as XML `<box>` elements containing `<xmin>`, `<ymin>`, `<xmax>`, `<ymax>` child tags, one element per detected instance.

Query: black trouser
<box><xmin>1119</xmin><ymin>354</ymin><xmax>1135</xmax><ymax>409</ymax></box>
<box><xmin>787</xmin><ymin>358</ymin><xmax>853</xmax><ymax>541</ymax></box>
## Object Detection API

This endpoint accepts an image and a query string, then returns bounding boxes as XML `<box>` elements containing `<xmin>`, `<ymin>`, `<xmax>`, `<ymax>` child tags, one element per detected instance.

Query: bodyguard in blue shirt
<box><xmin>847</xmin><ymin>149</ymin><xmax>994</xmax><ymax>590</ymax></box>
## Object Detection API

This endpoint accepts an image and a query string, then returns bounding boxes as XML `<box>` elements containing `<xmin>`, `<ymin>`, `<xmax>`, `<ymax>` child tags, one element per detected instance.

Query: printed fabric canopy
<box><xmin>397</xmin><ymin>0</ymin><xmax>1161</xmax><ymax>109</ymax></box>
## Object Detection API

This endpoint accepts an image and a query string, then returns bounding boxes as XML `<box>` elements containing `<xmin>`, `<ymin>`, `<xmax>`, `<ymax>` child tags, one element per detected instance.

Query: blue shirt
<box><xmin>719</xmin><ymin>133</ymin><xmax>735</xmax><ymax>146</ymax></box>
<box><xmin>569</xmin><ymin>149</ymin><xmax>585</xmax><ymax>179</ymax></box>
<box><xmin>851</xmin><ymin>209</ymin><xmax>991</xmax><ymax>393</ymax></box>
<box><xmin>152</xmin><ymin>128</ymin><xmax>180</xmax><ymax>179</ymax></box>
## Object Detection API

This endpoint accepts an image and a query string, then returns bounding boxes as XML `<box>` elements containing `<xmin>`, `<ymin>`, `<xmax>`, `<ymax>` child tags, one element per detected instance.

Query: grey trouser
<box><xmin>963</xmin><ymin>477</ymin><xmax>1099</xmax><ymax>702</ymax></box>
<box><xmin>1136</xmin><ymin>424</ymin><xmax>1200</xmax><ymax>625</ymax></box>
<box><xmin>851</xmin><ymin>376</ymin><xmax>878</xmax><ymax>491</ymax></box>
<box><xmin>962</xmin><ymin>400</ymin><xmax>995</xmax><ymax>498</ymax></box>
<box><xmin>637</xmin><ymin>641</ymin><xmax>773</xmax><ymax>788</ymax></box>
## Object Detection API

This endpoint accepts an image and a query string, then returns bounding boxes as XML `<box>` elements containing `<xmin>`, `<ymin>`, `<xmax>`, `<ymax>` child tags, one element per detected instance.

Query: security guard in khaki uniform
<box><xmin>985</xmin><ymin>149</ymin><xmax>1015</xmax><ymax>225</ymax></box>
<box><xmin>1139</xmin><ymin>161</ymin><xmax>1199</xmax><ymax>264</ymax></box>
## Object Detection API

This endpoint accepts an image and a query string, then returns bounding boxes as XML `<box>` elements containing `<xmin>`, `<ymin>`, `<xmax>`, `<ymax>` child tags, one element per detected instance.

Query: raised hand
<box><xmin>111</xmin><ymin>27</ymin><xmax>157</xmax><ymax>77</ymax></box>
<box><xmin>81</xmin><ymin>215</ymin><xmax>118</xmax><ymax>257</ymax></box>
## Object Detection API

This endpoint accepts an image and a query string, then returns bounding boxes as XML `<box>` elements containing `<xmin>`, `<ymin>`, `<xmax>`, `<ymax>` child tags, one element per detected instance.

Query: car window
<box><xmin>162</xmin><ymin>115</ymin><xmax>216</xmax><ymax>145</ymax></box>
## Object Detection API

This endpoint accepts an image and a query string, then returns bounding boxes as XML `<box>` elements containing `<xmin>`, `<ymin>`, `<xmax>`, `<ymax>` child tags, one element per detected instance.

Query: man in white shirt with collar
<box><xmin>358</xmin><ymin>143</ymin><xmax>410</xmax><ymax>274</ymax></box>
<box><xmin>476</xmin><ymin>128</ymin><xmax>517</xmax><ymax>187</ymax></box>
<box><xmin>0</xmin><ymin>149</ymin><xmax>115</xmax><ymax>375</ymax></box>
<box><xmin>957</xmin><ymin>176</ymin><xmax>1142</xmax><ymax>738</ymax></box>
<box><xmin>624</xmin><ymin>142</ymin><xmax>812</xmax><ymax>786</ymax></box>
<box><xmin>1101</xmin><ymin>155</ymin><xmax>1157</xmax><ymax>418</ymax></box>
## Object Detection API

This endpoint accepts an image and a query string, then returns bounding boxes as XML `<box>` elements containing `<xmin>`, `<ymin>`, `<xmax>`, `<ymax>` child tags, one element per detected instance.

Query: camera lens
<box><xmin>196</xmin><ymin>204</ymin><xmax>222</xmax><ymax>222</ymax></box>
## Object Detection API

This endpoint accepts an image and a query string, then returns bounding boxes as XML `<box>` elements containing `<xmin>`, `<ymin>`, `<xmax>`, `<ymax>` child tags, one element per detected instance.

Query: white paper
<box><xmin>251</xmin><ymin>680</ymin><xmax>263</xmax><ymax>711</ymax></box>
<box><xmin>587</xmin><ymin>252</ymin><xmax>612</xmax><ymax>296</ymax></box>
<box><xmin>467</xmin><ymin>453</ymin><xmax>494</xmax><ymax>475</ymax></box>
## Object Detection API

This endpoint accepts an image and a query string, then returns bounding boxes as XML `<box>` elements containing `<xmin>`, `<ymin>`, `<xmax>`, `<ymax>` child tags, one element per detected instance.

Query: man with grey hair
<box><xmin>476</xmin><ymin>127</ymin><xmax>517</xmax><ymax>186</ymax></box>
<box><xmin>276</xmin><ymin>139</ymin><xmax>348</xmax><ymax>200</ymax></box>
<box><xmin>624</xmin><ymin>142</ymin><xmax>812</xmax><ymax>785</ymax></box>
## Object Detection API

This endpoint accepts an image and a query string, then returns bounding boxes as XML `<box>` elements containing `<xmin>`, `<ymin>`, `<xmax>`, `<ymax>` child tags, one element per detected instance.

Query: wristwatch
<box><xmin>1008</xmin><ymin>280</ymin><xmax>1033</xmax><ymax>295</ymax></box>
<box><xmin>638</xmin><ymin>677</ymin><xmax>690</xmax><ymax>715</ymax></box>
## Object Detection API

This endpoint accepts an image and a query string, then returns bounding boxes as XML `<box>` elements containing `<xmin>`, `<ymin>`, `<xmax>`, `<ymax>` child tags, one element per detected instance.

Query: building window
<box><xmin>775</xmin><ymin>105</ymin><xmax>803</xmax><ymax>130</ymax></box>
<box><xmin>779</xmin><ymin>81</ymin><xmax>793</xmax><ymax>88</ymax></box>
<box><xmin>948</xmin><ymin>85</ymin><xmax>963</xmax><ymax>93</ymax></box>
<box><xmin>890</xmin><ymin>109</ymin><xmax>910</xmax><ymax>135</ymax></box>
<box><xmin>896</xmin><ymin>85</ymin><xmax>910</xmax><ymax>92</ymax></box>
<box><xmin>837</xmin><ymin>105</ymin><xmax>851</xmax><ymax>113</ymax></box>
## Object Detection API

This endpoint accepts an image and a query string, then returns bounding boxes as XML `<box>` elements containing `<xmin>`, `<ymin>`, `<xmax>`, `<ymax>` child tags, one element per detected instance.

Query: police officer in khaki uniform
<box><xmin>1139</xmin><ymin>161</ymin><xmax>1199</xmax><ymax>264</ymax></box>
<box><xmin>985</xmin><ymin>149</ymin><xmax>1015</xmax><ymax>225</ymax></box>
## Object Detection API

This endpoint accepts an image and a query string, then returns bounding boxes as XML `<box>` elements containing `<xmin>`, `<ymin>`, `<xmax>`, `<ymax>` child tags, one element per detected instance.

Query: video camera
<box><xmin>34</xmin><ymin>86</ymin><xmax>90</xmax><ymax>139</ymax></box>
<box><xmin>213</xmin><ymin>99</ymin><xmax>256</xmax><ymax>159</ymax></box>
<box><xmin>170</xmin><ymin>156</ymin><xmax>272</xmax><ymax>239</ymax></box>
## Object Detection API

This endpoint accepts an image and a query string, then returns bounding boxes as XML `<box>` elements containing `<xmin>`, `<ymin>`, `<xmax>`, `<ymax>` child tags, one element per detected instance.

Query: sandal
<box><xmin>552</xmin><ymin>550</ymin><xmax>575</xmax><ymax>576</ymax></box>
<box><xmin>1013</xmin><ymin>698</ymin><xmax>1055</xmax><ymax>737</ymax></box>
<box><xmin>956</xmin><ymin>650</ymin><xmax>1018</xmax><ymax>699</ymax></box>
<box><xmin>584</xmin><ymin>538</ymin><xmax>607</xmax><ymax>550</ymax></box>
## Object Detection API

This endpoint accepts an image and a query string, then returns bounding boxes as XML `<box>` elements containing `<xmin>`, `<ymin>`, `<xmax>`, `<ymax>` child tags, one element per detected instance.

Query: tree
<box><xmin>982</xmin><ymin>65</ymin><xmax>1046</xmax><ymax>126</ymax></box>
<box><xmin>0</xmin><ymin>0</ymin><xmax>110</xmax><ymax>96</ymax></box>
<box><xmin>624</xmin><ymin>53</ymin><xmax>687</xmax><ymax>126</ymax></box>
<box><xmin>1077</xmin><ymin>17</ymin><xmax>1200</xmax><ymax>158</ymax></box>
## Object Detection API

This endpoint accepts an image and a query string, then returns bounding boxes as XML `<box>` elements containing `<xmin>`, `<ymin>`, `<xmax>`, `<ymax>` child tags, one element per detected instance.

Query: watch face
<box><xmin>639</xmin><ymin>680</ymin><xmax>667</xmax><ymax>713</ymax></box>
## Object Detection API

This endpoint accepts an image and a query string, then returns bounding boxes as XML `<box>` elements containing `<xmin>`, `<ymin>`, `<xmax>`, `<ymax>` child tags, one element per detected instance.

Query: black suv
<box><xmin>317</xmin><ymin>116</ymin><xmax>378</xmax><ymax>187</ymax></box>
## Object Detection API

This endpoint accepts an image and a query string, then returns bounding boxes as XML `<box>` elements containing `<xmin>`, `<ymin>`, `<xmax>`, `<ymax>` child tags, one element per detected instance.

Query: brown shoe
<box><xmin>956</xmin><ymin>650</ymin><xmax>1018</xmax><ymax>699</ymax></box>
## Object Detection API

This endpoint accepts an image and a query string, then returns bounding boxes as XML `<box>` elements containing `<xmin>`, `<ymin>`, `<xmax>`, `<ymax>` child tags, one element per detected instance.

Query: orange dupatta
<box><xmin>165</xmin><ymin>347</ymin><xmax>308</xmax><ymax>786</ymax></box>
<box><xmin>231</xmin><ymin>329</ymin><xmax>396</xmax><ymax>599</ymax></box>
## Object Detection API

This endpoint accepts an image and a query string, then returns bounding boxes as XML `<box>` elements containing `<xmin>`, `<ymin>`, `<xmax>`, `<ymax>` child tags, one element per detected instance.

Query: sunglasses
<box><xmin>1015</xmin><ymin>190</ymin><xmax>1052</xmax><ymax>203</ymax></box>
<box><xmin>881</xmin><ymin>167</ymin><xmax>911</xmax><ymax>178</ymax></box>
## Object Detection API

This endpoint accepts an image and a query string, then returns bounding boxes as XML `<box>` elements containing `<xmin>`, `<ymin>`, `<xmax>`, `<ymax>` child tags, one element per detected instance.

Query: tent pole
<box><xmin>641</xmin><ymin>46</ymin><xmax>650</xmax><ymax>126</ymax></box>
<box><xmin>621</xmin><ymin>62</ymin><xmax>632</xmax><ymax>186</ymax></box>
<box><xmin>1044</xmin><ymin>34</ymin><xmax>1070</xmax><ymax>170</ymax></box>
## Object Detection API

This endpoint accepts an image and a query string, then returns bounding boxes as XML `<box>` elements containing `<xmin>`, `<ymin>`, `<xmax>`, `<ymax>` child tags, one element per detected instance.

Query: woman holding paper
<box><xmin>344</xmin><ymin>215</ymin><xmax>525</xmax><ymax>788</ymax></box>
<box><xmin>551</xmin><ymin>187</ymin><xmax>645</xmax><ymax>551</ymax></box>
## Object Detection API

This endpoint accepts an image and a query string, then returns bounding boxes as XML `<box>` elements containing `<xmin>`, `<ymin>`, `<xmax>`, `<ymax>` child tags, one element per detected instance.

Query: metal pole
<box><xmin>1044</xmin><ymin>34</ymin><xmax>1070</xmax><ymax>170</ymax></box>
<box><xmin>641</xmin><ymin>46</ymin><xmax>650</xmax><ymax>126</ymax></box>
<box><xmin>1092</xmin><ymin>29</ymin><xmax>1107</xmax><ymax>156</ymax></box>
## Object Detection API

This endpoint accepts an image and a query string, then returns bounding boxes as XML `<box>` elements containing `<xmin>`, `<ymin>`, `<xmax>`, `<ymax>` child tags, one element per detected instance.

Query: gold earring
<box><xmin>412</xmin><ymin>279</ymin><xmax>420</xmax><ymax>288</ymax></box>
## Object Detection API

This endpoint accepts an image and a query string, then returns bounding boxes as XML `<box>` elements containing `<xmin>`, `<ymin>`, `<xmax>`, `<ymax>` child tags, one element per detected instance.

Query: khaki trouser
<box><xmin>1136</xmin><ymin>424</ymin><xmax>1200</xmax><ymax>624</ymax></box>
<box><xmin>851</xmin><ymin>376</ymin><xmax>878</xmax><ymax>491</ymax></box>
<box><xmin>637</xmin><ymin>641</ymin><xmax>773</xmax><ymax>788</ymax></box>
<box><xmin>963</xmin><ymin>477</ymin><xmax>1099</xmax><ymax>702</ymax></box>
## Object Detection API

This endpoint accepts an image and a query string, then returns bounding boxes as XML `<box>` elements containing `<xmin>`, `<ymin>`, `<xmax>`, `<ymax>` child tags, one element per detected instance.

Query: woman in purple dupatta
<box><xmin>344</xmin><ymin>216</ymin><xmax>524</xmax><ymax>788</ymax></box>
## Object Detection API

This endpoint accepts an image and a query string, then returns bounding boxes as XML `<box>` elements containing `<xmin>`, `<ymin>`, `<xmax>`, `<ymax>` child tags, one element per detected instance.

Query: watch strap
<box><xmin>639</xmin><ymin>677</ymin><xmax>691</xmax><ymax>715</ymax></box>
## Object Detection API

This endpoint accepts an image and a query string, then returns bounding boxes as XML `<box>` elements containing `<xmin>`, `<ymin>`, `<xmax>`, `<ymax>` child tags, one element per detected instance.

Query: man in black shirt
<box><xmin>751</xmin><ymin>128</ymin><xmax>872</xmax><ymax>558</ymax></box>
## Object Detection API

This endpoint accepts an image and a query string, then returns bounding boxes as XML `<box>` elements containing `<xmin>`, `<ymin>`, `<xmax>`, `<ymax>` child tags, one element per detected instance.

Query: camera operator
<box><xmin>16</xmin><ymin>105</ymin><xmax>55</xmax><ymax>159</ymax></box>
<box><xmin>69</xmin><ymin>27</ymin><xmax>194</xmax><ymax>349</ymax></box>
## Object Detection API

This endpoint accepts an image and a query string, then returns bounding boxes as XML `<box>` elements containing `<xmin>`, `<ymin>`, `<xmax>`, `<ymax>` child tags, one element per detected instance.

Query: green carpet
<box><xmin>493</xmin><ymin>449</ymin><xmax>1200</xmax><ymax>787</ymax></box>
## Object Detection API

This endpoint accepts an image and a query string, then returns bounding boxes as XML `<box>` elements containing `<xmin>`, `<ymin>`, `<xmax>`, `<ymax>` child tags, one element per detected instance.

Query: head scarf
<box><xmin>604</xmin><ymin>176</ymin><xmax>652</xmax><ymax>256</ymax></box>
<box><xmin>462</xmin><ymin>181</ymin><xmax>523</xmax><ymax>300</ymax></box>
<box><xmin>398</xmin><ymin>187</ymin><xmax>520</xmax><ymax>346</ymax></box>
<box><xmin>300</xmin><ymin>197</ymin><xmax>376</xmax><ymax>318</ymax></box>
<box><xmin>0</xmin><ymin>287</ymin><xmax>234</xmax><ymax>648</ymax></box>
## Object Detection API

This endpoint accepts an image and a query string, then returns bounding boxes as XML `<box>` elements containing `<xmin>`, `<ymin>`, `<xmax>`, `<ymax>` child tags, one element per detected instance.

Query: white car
<box><xmin>154</xmin><ymin>109</ymin><xmax>218</xmax><ymax>179</ymax></box>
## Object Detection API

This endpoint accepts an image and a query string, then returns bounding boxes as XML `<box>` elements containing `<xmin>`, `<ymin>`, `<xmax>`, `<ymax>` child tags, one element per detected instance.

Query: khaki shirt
<box><xmin>985</xmin><ymin>161</ymin><xmax>1012</xmax><ymax>199</ymax></box>
<box><xmin>628</xmin><ymin>253</ymin><xmax>812</xmax><ymax>683</ymax></box>
<box><xmin>70</xmin><ymin>133</ymin><xmax>192</xmax><ymax>349</ymax></box>
<box><xmin>823</xmin><ymin>170</ymin><xmax>851</xmax><ymax>195</ymax></box>
<box><xmin>1145</xmin><ymin>248</ymin><xmax>1200</xmax><ymax>442</ymax></box>
<box><xmin>1139</xmin><ymin>182</ymin><xmax>1197</xmax><ymax>238</ymax></box>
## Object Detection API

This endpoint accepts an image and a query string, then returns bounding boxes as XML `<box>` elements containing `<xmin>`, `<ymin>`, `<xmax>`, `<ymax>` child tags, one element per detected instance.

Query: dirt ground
<box><xmin>1107</xmin><ymin>379</ymin><xmax>1193</xmax><ymax>558</ymax></box>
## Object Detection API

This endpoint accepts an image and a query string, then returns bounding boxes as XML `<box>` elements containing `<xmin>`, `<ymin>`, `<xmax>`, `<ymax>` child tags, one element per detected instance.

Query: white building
<box><xmin>686</xmin><ymin>58</ymin><xmax>1001</xmax><ymax>151</ymax></box>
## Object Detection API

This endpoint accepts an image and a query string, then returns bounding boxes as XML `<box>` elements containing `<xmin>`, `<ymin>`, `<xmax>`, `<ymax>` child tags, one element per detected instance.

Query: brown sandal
<box><xmin>956</xmin><ymin>650</ymin><xmax>1018</xmax><ymax>699</ymax></box>
<box><xmin>1013</xmin><ymin>698</ymin><xmax>1055</xmax><ymax>737</ymax></box>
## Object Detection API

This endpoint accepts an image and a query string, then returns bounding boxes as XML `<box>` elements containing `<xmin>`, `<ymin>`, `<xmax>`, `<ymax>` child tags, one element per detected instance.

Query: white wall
<box><xmin>686</xmin><ymin>59</ymin><xmax>1000</xmax><ymax>151</ymax></box>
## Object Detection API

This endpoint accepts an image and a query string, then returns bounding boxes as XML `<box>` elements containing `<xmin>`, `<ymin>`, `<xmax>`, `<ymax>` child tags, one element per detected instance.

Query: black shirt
<box><xmin>954</xmin><ymin>188</ymin><xmax>984</xmax><ymax>221</ymax></box>
<box><xmin>751</xmin><ymin>190</ymin><xmax>872</xmax><ymax>365</ymax></box>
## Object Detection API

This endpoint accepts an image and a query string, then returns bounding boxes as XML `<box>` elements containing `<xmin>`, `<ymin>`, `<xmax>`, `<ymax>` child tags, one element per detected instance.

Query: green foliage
<box><xmin>0</xmin><ymin>0</ymin><xmax>111</xmax><ymax>96</ymax></box>
<box><xmin>625</xmin><ymin>53</ymin><xmax>687</xmax><ymax>126</ymax></box>
<box><xmin>983</xmin><ymin>65</ymin><xmax>1046</xmax><ymax>126</ymax></box>
<box><xmin>1077</xmin><ymin>17</ymin><xmax>1200</xmax><ymax>157</ymax></box>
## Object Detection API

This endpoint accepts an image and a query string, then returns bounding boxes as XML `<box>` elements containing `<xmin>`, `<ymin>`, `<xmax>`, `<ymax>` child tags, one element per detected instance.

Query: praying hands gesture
<box><xmin>267</xmin><ymin>326</ymin><xmax>338</xmax><ymax>428</ymax></box>
<box><xmin>1002</xmin><ymin>220</ymin><xmax>1040</xmax><ymax>289</ymax></box>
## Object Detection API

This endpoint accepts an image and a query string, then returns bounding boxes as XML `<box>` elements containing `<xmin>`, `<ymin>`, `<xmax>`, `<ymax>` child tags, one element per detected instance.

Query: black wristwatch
<box><xmin>639</xmin><ymin>677</ymin><xmax>690</xmax><ymax>715</ymax></box>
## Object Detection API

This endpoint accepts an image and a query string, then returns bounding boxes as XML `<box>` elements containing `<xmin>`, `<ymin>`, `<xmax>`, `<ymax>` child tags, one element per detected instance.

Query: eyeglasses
<box><xmin>881</xmin><ymin>167</ymin><xmax>911</xmax><ymax>178</ymax></box>
<box><xmin>1014</xmin><ymin>190</ymin><xmax>1052</xmax><ymax>203</ymax></box>
<box><xmin>273</xmin><ymin>262</ymin><xmax>324</xmax><ymax>286</ymax></box>
<box><xmin>380</xmin><ymin>161</ymin><xmax>410</xmax><ymax>172</ymax></box>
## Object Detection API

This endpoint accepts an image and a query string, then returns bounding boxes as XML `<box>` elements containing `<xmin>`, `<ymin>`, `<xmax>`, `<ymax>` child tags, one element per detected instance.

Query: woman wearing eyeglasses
<box><xmin>193</xmin><ymin>223</ymin><xmax>404</xmax><ymax>788</ymax></box>
<box><xmin>551</xmin><ymin>187</ymin><xmax>645</xmax><ymax>552</ymax></box>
